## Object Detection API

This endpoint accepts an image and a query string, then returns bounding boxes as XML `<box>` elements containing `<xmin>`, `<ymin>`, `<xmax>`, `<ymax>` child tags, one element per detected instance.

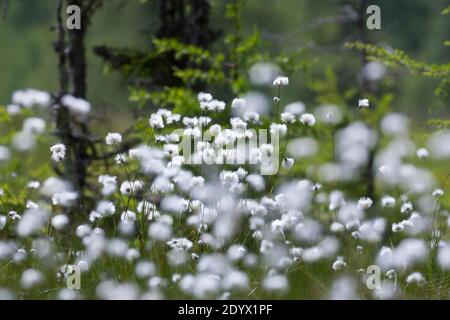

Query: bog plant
<box><xmin>0</xmin><ymin>75</ymin><xmax>450</xmax><ymax>299</ymax></box>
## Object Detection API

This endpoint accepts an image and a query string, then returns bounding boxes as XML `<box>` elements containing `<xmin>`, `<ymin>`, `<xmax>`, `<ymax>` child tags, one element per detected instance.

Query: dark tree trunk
<box><xmin>52</xmin><ymin>0</ymin><xmax>102</xmax><ymax>207</ymax></box>
<box><xmin>157</xmin><ymin>0</ymin><xmax>218</xmax><ymax>48</ymax></box>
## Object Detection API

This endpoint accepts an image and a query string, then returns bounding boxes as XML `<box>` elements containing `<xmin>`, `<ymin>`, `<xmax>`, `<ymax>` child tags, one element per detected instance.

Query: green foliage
<box><xmin>346</xmin><ymin>41</ymin><xmax>450</xmax><ymax>105</ymax></box>
<box><xmin>307</xmin><ymin>66</ymin><xmax>358</xmax><ymax>106</ymax></box>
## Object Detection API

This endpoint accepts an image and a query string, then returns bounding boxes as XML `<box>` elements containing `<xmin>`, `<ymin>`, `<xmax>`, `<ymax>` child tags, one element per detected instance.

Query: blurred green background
<box><xmin>0</xmin><ymin>0</ymin><xmax>448</xmax><ymax>119</ymax></box>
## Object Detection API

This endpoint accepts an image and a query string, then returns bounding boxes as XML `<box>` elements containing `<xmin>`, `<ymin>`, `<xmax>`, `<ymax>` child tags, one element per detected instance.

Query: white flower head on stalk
<box><xmin>432</xmin><ymin>189</ymin><xmax>444</xmax><ymax>197</ymax></box>
<box><xmin>197</xmin><ymin>92</ymin><xmax>212</xmax><ymax>103</ymax></box>
<box><xmin>105</xmin><ymin>132</ymin><xmax>122</xmax><ymax>145</ymax></box>
<box><xmin>149</xmin><ymin>114</ymin><xmax>164</xmax><ymax>129</ymax></box>
<box><xmin>357</xmin><ymin>197</ymin><xmax>373</xmax><ymax>210</ymax></box>
<box><xmin>273</xmin><ymin>76</ymin><xmax>289</xmax><ymax>86</ymax></box>
<box><xmin>280</xmin><ymin>112</ymin><xmax>296</xmax><ymax>124</ymax></box>
<box><xmin>231</xmin><ymin>98</ymin><xmax>246</xmax><ymax>109</ymax></box>
<box><xmin>270</xmin><ymin>123</ymin><xmax>287</xmax><ymax>136</ymax></box>
<box><xmin>416</xmin><ymin>148</ymin><xmax>429</xmax><ymax>159</ymax></box>
<box><xmin>358</xmin><ymin>98</ymin><xmax>370</xmax><ymax>108</ymax></box>
<box><xmin>61</xmin><ymin>94</ymin><xmax>91</xmax><ymax>116</ymax></box>
<box><xmin>381</xmin><ymin>196</ymin><xmax>396</xmax><ymax>208</ymax></box>
<box><xmin>300</xmin><ymin>113</ymin><xmax>316</xmax><ymax>127</ymax></box>
<box><xmin>50</xmin><ymin>143</ymin><xmax>66</xmax><ymax>163</ymax></box>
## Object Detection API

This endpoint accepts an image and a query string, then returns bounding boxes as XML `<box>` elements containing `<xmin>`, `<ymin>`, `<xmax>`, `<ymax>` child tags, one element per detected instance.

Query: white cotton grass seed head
<box><xmin>148</xmin><ymin>221</ymin><xmax>172</xmax><ymax>241</ymax></box>
<box><xmin>299</xmin><ymin>113</ymin><xmax>316</xmax><ymax>126</ymax></box>
<box><xmin>381</xmin><ymin>196</ymin><xmax>396</xmax><ymax>208</ymax></box>
<box><xmin>61</xmin><ymin>95</ymin><xmax>91</xmax><ymax>116</ymax></box>
<box><xmin>358</xmin><ymin>98</ymin><xmax>370</xmax><ymax>108</ymax></box>
<box><xmin>282</xmin><ymin>157</ymin><xmax>294</xmax><ymax>170</ymax></box>
<box><xmin>0</xmin><ymin>145</ymin><xmax>11</xmax><ymax>161</ymax></box>
<box><xmin>248</xmin><ymin>62</ymin><xmax>280</xmax><ymax>86</ymax></box>
<box><xmin>262</xmin><ymin>274</ymin><xmax>289</xmax><ymax>294</ymax></box>
<box><xmin>332</xmin><ymin>257</ymin><xmax>347</xmax><ymax>270</ymax></box>
<box><xmin>437</xmin><ymin>243</ymin><xmax>450</xmax><ymax>270</ymax></box>
<box><xmin>432</xmin><ymin>188</ymin><xmax>444</xmax><ymax>197</ymax></box>
<box><xmin>427</xmin><ymin>130</ymin><xmax>450</xmax><ymax>159</ymax></box>
<box><xmin>50</xmin><ymin>143</ymin><xmax>66</xmax><ymax>162</ymax></box>
<box><xmin>51</xmin><ymin>214</ymin><xmax>69</xmax><ymax>230</ymax></box>
<box><xmin>357</xmin><ymin>197</ymin><xmax>373</xmax><ymax>210</ymax></box>
<box><xmin>105</xmin><ymin>132</ymin><xmax>122</xmax><ymax>145</ymax></box>
<box><xmin>416</xmin><ymin>148</ymin><xmax>429</xmax><ymax>159</ymax></box>
<box><xmin>197</xmin><ymin>92</ymin><xmax>212</xmax><ymax>103</ymax></box>
<box><xmin>12</xmin><ymin>131</ymin><xmax>37</xmax><ymax>151</ymax></box>
<box><xmin>280</xmin><ymin>112</ymin><xmax>296</xmax><ymax>124</ymax></box>
<box><xmin>273</xmin><ymin>76</ymin><xmax>289</xmax><ymax>86</ymax></box>
<box><xmin>284</xmin><ymin>101</ymin><xmax>305</xmax><ymax>115</ymax></box>
<box><xmin>7</xmin><ymin>104</ymin><xmax>21</xmax><ymax>115</ymax></box>
<box><xmin>0</xmin><ymin>215</ymin><xmax>6</xmax><ymax>230</ymax></box>
<box><xmin>23</xmin><ymin>117</ymin><xmax>46</xmax><ymax>134</ymax></box>
<box><xmin>400</xmin><ymin>201</ymin><xmax>413</xmax><ymax>214</ymax></box>
<box><xmin>406</xmin><ymin>272</ymin><xmax>426</xmax><ymax>287</ymax></box>
<box><xmin>231</xmin><ymin>98</ymin><xmax>246</xmax><ymax>109</ymax></box>
<box><xmin>135</xmin><ymin>261</ymin><xmax>156</xmax><ymax>279</ymax></box>
<box><xmin>21</xmin><ymin>269</ymin><xmax>44</xmax><ymax>289</ymax></box>
<box><xmin>16</xmin><ymin>209</ymin><xmax>48</xmax><ymax>237</ymax></box>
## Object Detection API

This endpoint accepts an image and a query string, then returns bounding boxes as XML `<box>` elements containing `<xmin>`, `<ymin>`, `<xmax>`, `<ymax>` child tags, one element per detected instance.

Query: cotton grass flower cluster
<box><xmin>1</xmin><ymin>78</ymin><xmax>450</xmax><ymax>300</ymax></box>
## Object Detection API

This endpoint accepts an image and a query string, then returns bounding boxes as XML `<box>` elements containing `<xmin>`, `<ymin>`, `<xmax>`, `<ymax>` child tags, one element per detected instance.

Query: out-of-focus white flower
<box><xmin>400</xmin><ymin>201</ymin><xmax>413</xmax><ymax>214</ymax></box>
<box><xmin>197</xmin><ymin>92</ymin><xmax>213</xmax><ymax>103</ymax></box>
<box><xmin>148</xmin><ymin>221</ymin><xmax>172</xmax><ymax>241</ymax></box>
<box><xmin>149</xmin><ymin>114</ymin><xmax>164</xmax><ymax>129</ymax></box>
<box><xmin>330</xmin><ymin>222</ymin><xmax>345</xmax><ymax>233</ymax></box>
<box><xmin>231</xmin><ymin>98</ymin><xmax>246</xmax><ymax>109</ymax></box>
<box><xmin>269</xmin><ymin>123</ymin><xmax>287</xmax><ymax>136</ymax></box>
<box><xmin>416</xmin><ymin>148</ymin><xmax>429</xmax><ymax>159</ymax></box>
<box><xmin>315</xmin><ymin>104</ymin><xmax>343</xmax><ymax>125</ymax></box>
<box><xmin>273</xmin><ymin>76</ymin><xmax>289</xmax><ymax>86</ymax></box>
<box><xmin>7</xmin><ymin>104</ymin><xmax>21</xmax><ymax>115</ymax></box>
<box><xmin>12</xmin><ymin>131</ymin><xmax>36</xmax><ymax>151</ymax></box>
<box><xmin>249</xmin><ymin>62</ymin><xmax>280</xmax><ymax>85</ymax></box>
<box><xmin>299</xmin><ymin>113</ymin><xmax>316</xmax><ymax>126</ymax></box>
<box><xmin>98</xmin><ymin>175</ymin><xmax>117</xmax><ymax>196</ymax></box>
<box><xmin>357</xmin><ymin>197</ymin><xmax>373</xmax><ymax>210</ymax></box>
<box><xmin>52</xmin><ymin>191</ymin><xmax>78</xmax><ymax>207</ymax></box>
<box><xmin>358</xmin><ymin>98</ymin><xmax>370</xmax><ymax>108</ymax></box>
<box><xmin>381</xmin><ymin>113</ymin><xmax>409</xmax><ymax>137</ymax></box>
<box><xmin>392</xmin><ymin>222</ymin><xmax>405</xmax><ymax>233</ymax></box>
<box><xmin>23</xmin><ymin>117</ymin><xmax>46</xmax><ymax>134</ymax></box>
<box><xmin>167</xmin><ymin>238</ymin><xmax>193</xmax><ymax>251</ymax></box>
<box><xmin>0</xmin><ymin>215</ymin><xmax>6</xmax><ymax>230</ymax></box>
<box><xmin>284</xmin><ymin>102</ymin><xmax>305</xmax><ymax>115</ymax></box>
<box><xmin>282</xmin><ymin>157</ymin><xmax>294</xmax><ymax>169</ymax></box>
<box><xmin>105</xmin><ymin>132</ymin><xmax>122</xmax><ymax>145</ymax></box>
<box><xmin>61</xmin><ymin>95</ymin><xmax>91</xmax><ymax>116</ymax></box>
<box><xmin>427</xmin><ymin>131</ymin><xmax>450</xmax><ymax>159</ymax></box>
<box><xmin>12</xmin><ymin>89</ymin><xmax>51</xmax><ymax>108</ymax></box>
<box><xmin>280</xmin><ymin>112</ymin><xmax>296</xmax><ymax>124</ymax></box>
<box><xmin>17</xmin><ymin>209</ymin><xmax>48</xmax><ymax>237</ymax></box>
<box><xmin>135</xmin><ymin>261</ymin><xmax>155</xmax><ymax>279</ymax></box>
<box><xmin>432</xmin><ymin>188</ymin><xmax>444</xmax><ymax>197</ymax></box>
<box><xmin>332</xmin><ymin>257</ymin><xmax>346</xmax><ymax>270</ymax></box>
<box><xmin>381</xmin><ymin>196</ymin><xmax>396</xmax><ymax>208</ymax></box>
<box><xmin>120</xmin><ymin>180</ymin><xmax>144</xmax><ymax>195</ymax></box>
<box><xmin>41</xmin><ymin>177</ymin><xmax>72</xmax><ymax>198</ymax></box>
<box><xmin>51</xmin><ymin>214</ymin><xmax>69</xmax><ymax>230</ymax></box>
<box><xmin>200</xmin><ymin>99</ymin><xmax>226</xmax><ymax>112</ymax></box>
<box><xmin>262</xmin><ymin>274</ymin><xmax>288</xmax><ymax>293</ymax></box>
<box><xmin>0</xmin><ymin>146</ymin><xmax>11</xmax><ymax>161</ymax></box>
<box><xmin>406</xmin><ymin>272</ymin><xmax>426</xmax><ymax>286</ymax></box>
<box><xmin>362</xmin><ymin>61</ymin><xmax>386</xmax><ymax>81</ymax></box>
<box><xmin>21</xmin><ymin>269</ymin><xmax>44</xmax><ymax>289</ymax></box>
<box><xmin>50</xmin><ymin>143</ymin><xmax>66</xmax><ymax>162</ymax></box>
<box><xmin>438</xmin><ymin>243</ymin><xmax>450</xmax><ymax>270</ymax></box>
